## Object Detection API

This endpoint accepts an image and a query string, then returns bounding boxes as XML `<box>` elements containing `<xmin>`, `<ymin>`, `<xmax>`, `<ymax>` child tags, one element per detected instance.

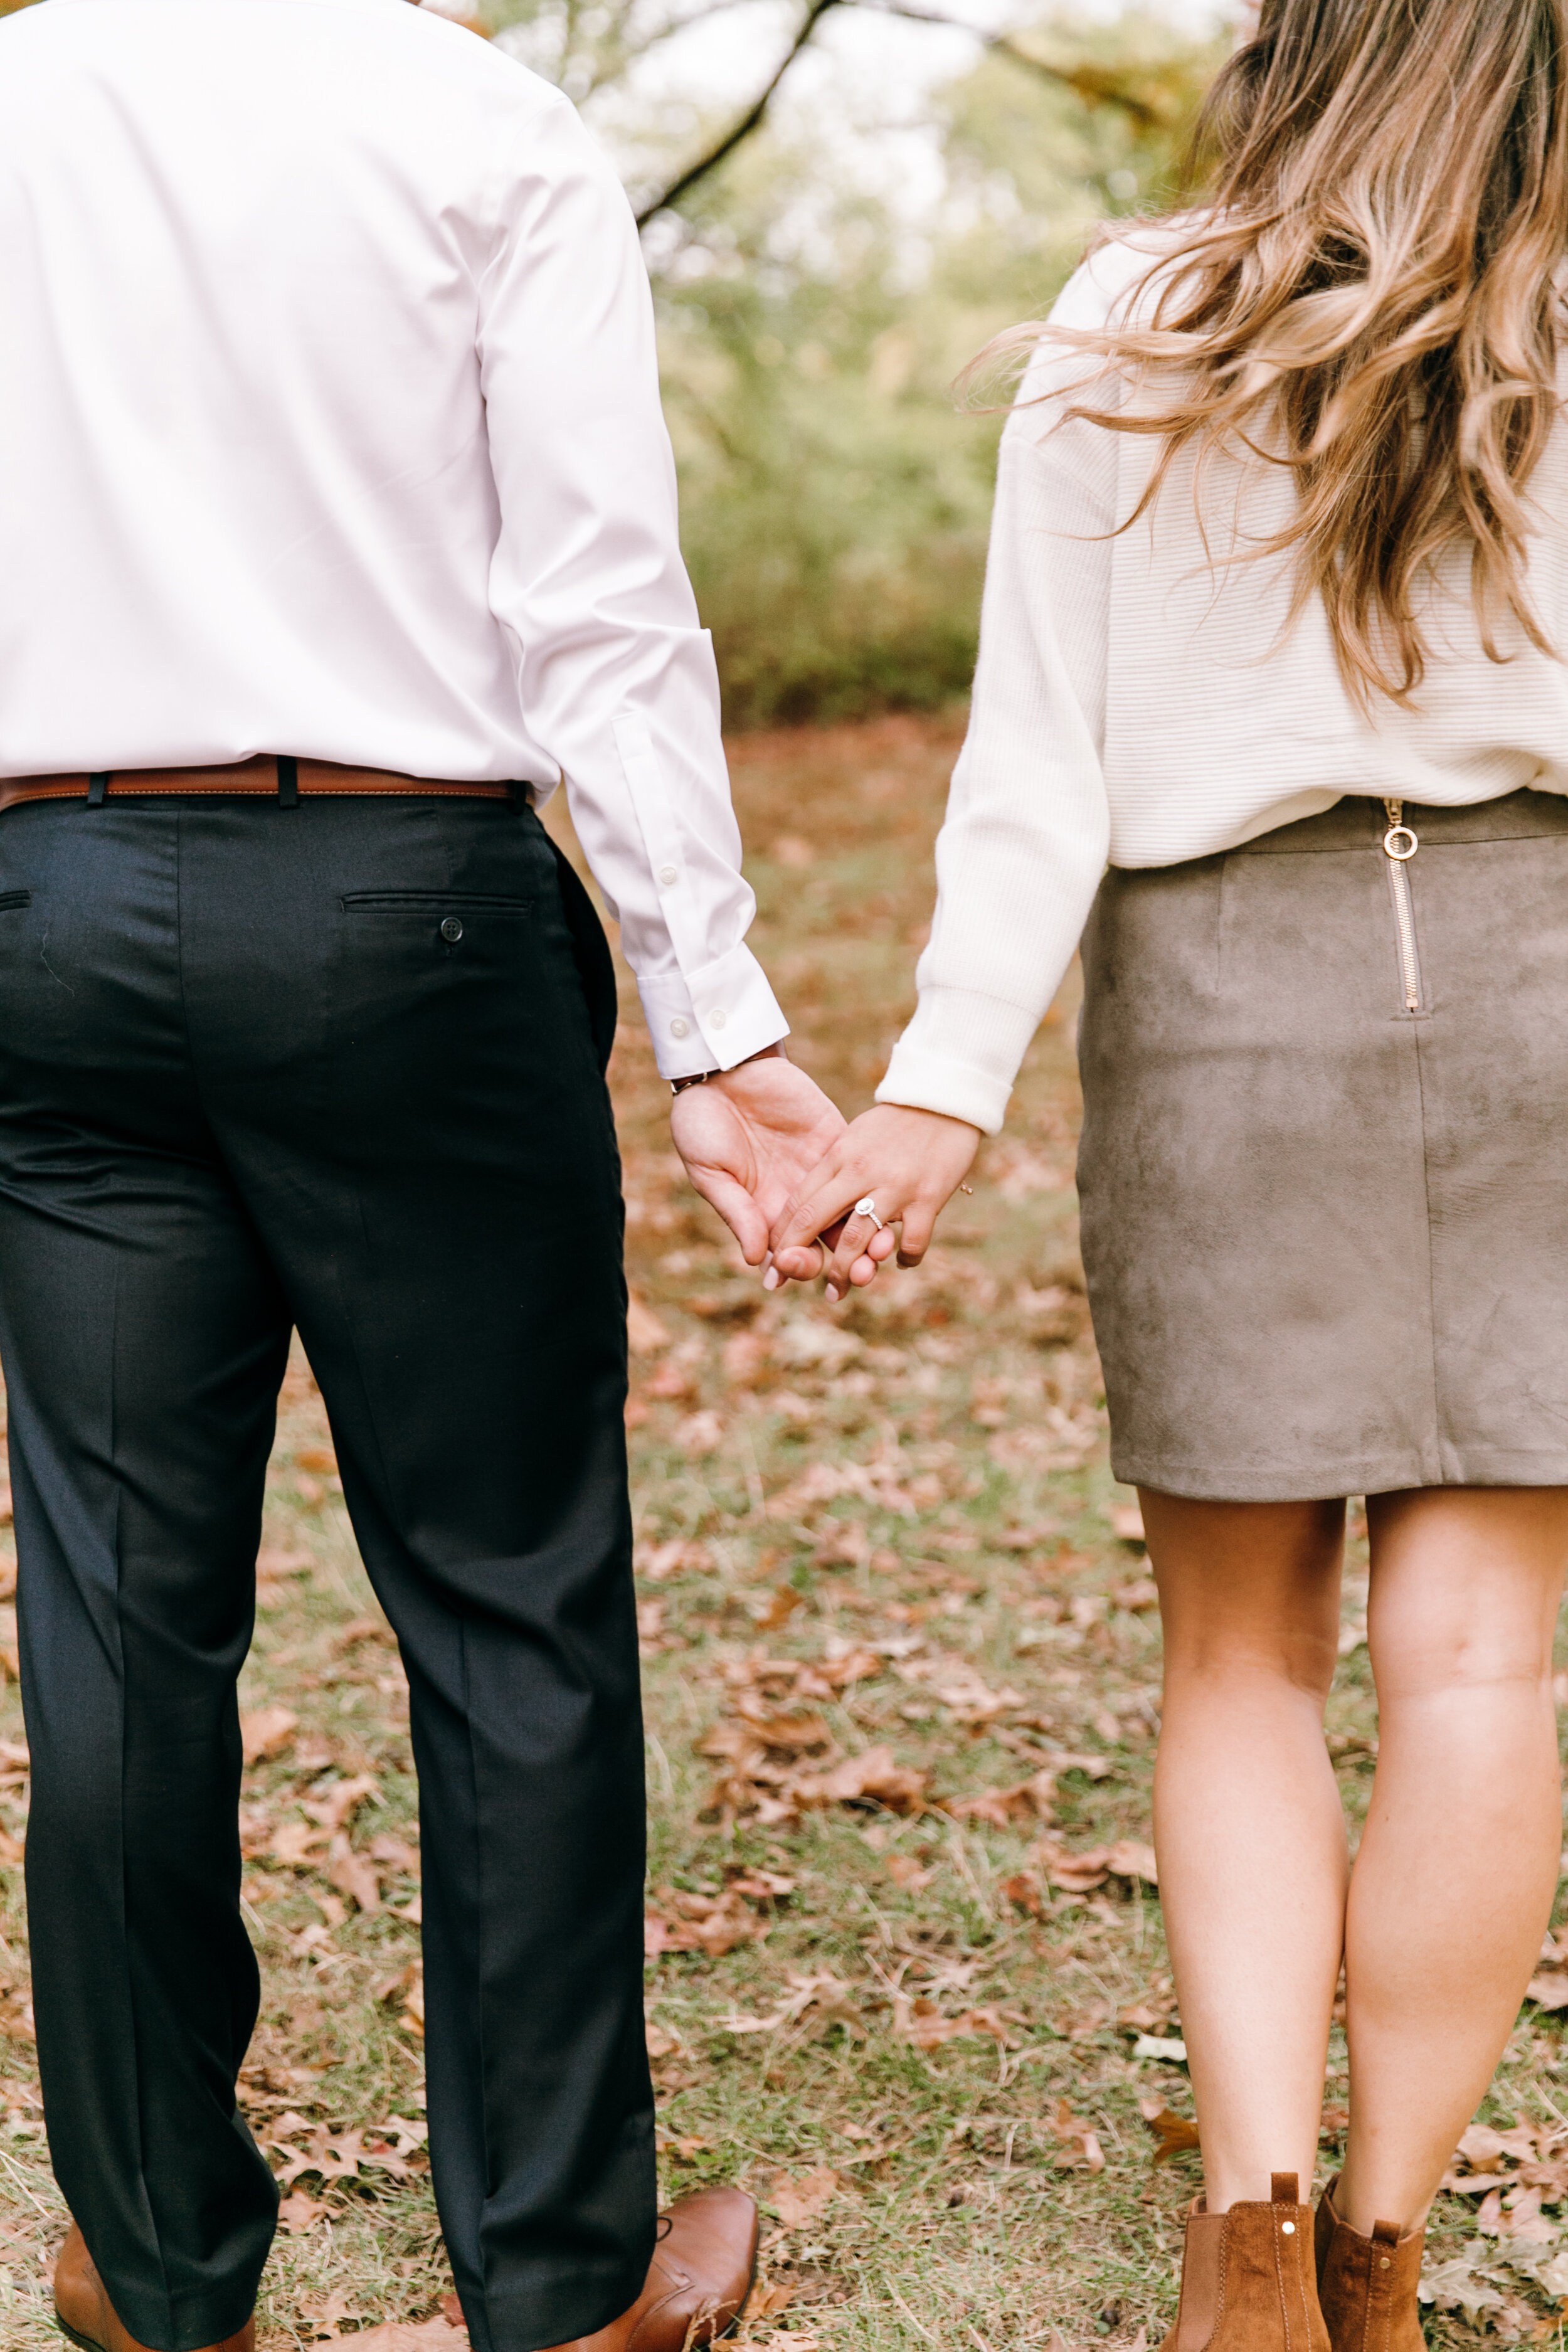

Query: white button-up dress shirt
<box><xmin>0</xmin><ymin>0</ymin><xmax>786</xmax><ymax>1077</ymax></box>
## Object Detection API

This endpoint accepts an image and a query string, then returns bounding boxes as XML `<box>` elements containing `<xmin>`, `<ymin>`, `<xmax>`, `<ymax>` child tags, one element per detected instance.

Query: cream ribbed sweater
<box><xmin>876</xmin><ymin>235</ymin><xmax>1568</xmax><ymax>1135</ymax></box>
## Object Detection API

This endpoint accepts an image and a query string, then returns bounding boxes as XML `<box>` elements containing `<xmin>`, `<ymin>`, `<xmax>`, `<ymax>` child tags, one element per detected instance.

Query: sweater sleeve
<box><xmin>874</xmin><ymin>254</ymin><xmax>1130</xmax><ymax>1135</ymax></box>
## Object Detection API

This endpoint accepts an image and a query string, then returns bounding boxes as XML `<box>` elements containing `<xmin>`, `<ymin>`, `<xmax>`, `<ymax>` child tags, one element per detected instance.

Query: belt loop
<box><xmin>87</xmin><ymin>773</ymin><xmax>109</xmax><ymax>806</ymax></box>
<box><xmin>277</xmin><ymin>756</ymin><xmax>299</xmax><ymax>809</ymax></box>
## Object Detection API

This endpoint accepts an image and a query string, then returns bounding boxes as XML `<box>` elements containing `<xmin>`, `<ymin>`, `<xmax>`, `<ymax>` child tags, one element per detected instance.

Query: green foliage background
<box><xmin>644</xmin><ymin>18</ymin><xmax>1222</xmax><ymax>726</ymax></box>
<box><xmin>480</xmin><ymin>6</ymin><xmax>1224</xmax><ymax>726</ymax></box>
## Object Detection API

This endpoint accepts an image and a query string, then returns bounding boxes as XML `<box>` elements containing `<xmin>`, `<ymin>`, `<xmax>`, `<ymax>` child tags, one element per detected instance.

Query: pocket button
<box><xmin>440</xmin><ymin>916</ymin><xmax>464</xmax><ymax>943</ymax></box>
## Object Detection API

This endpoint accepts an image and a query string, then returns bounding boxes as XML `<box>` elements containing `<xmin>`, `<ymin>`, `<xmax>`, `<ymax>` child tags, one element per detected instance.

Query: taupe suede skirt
<box><xmin>1076</xmin><ymin>788</ymin><xmax>1568</xmax><ymax>1502</ymax></box>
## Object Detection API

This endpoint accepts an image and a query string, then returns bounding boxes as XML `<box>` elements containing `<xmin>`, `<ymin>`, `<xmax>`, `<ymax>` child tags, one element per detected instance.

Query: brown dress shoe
<box><xmin>1314</xmin><ymin>2176</ymin><xmax>1424</xmax><ymax>2352</ymax></box>
<box><xmin>53</xmin><ymin>2224</ymin><xmax>255</xmax><ymax>2352</ymax></box>
<box><xmin>1161</xmin><ymin>2175</ymin><xmax>1331</xmax><ymax>2352</ymax></box>
<box><xmin>538</xmin><ymin>2186</ymin><xmax>759</xmax><ymax>2352</ymax></box>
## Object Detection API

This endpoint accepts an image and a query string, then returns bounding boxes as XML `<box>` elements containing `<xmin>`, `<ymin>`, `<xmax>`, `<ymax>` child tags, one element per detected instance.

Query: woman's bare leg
<box><xmin>1144</xmin><ymin>1491</ymin><xmax>1349</xmax><ymax>2210</ymax></box>
<box><xmin>1336</xmin><ymin>1486</ymin><xmax>1568</xmax><ymax>2237</ymax></box>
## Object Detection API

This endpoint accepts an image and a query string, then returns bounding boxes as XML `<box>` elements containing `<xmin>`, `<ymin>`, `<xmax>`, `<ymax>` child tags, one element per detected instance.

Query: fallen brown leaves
<box><xmin>645</xmin><ymin>1867</ymin><xmax>795</xmax><ymax>1959</ymax></box>
<box><xmin>1048</xmin><ymin>2099</ymin><xmax>1106</xmax><ymax>2171</ymax></box>
<box><xmin>765</xmin><ymin>2165</ymin><xmax>842</xmax><ymax>2227</ymax></box>
<box><xmin>338</xmin><ymin>2324</ymin><xmax>467</xmax><ymax>2351</ymax></box>
<box><xmin>1142</xmin><ymin>2102</ymin><xmax>1200</xmax><ymax>2164</ymax></box>
<box><xmin>893</xmin><ymin>1996</ymin><xmax>1022</xmax><ymax>2052</ymax></box>
<box><xmin>1442</xmin><ymin>2119</ymin><xmax>1568</xmax><ymax>2242</ymax></box>
<box><xmin>695</xmin><ymin>1664</ymin><xmax>929</xmax><ymax>1826</ymax></box>
<box><xmin>1000</xmin><ymin>1838</ymin><xmax>1157</xmax><ymax>1910</ymax></box>
<box><xmin>240</xmin><ymin>1706</ymin><xmax>299</xmax><ymax>1767</ymax></box>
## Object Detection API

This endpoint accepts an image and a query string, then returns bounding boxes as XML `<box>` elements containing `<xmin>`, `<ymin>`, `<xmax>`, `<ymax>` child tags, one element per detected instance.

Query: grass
<box><xmin>0</xmin><ymin>712</ymin><xmax>1563</xmax><ymax>2346</ymax></box>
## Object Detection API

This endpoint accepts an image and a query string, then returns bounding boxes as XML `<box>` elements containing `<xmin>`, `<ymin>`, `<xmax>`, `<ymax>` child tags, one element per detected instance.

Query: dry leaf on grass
<box><xmin>1108</xmin><ymin>1503</ymin><xmax>1145</xmax><ymax>1544</ymax></box>
<box><xmin>753</xmin><ymin>1586</ymin><xmax>805</xmax><ymax>1632</ymax></box>
<box><xmin>0</xmin><ymin>1980</ymin><xmax>34</xmax><ymax>2039</ymax></box>
<box><xmin>1118</xmin><ymin>1983</ymin><xmax>1177</xmax><ymax>2032</ymax></box>
<box><xmin>721</xmin><ymin>1972</ymin><xmax>864</xmax><ymax>2040</ymax></box>
<box><xmin>645</xmin><ymin>1888</ymin><xmax>761</xmax><ymax>1959</ymax></box>
<box><xmin>1029</xmin><ymin>1837</ymin><xmax>1157</xmax><ymax>1896</ymax></box>
<box><xmin>1111</xmin><ymin>1579</ymin><xmax>1160</xmax><ymax>1613</ymax></box>
<box><xmin>944</xmin><ymin>1774</ymin><xmax>1056</xmax><ymax>1830</ymax></box>
<box><xmin>745</xmin><ymin>2275</ymin><xmax>798</xmax><ymax>2321</ymax></box>
<box><xmin>894</xmin><ymin>1996</ymin><xmax>1020</xmax><ymax>2052</ymax></box>
<box><xmin>1047</xmin><ymin>2100</ymin><xmax>1105</xmax><ymax>2172</ymax></box>
<box><xmin>299</xmin><ymin>2287</ymin><xmax>373</xmax><ymax>2343</ymax></box>
<box><xmin>275</xmin><ymin>2191</ymin><xmax>324</xmax><ymax>2233</ymax></box>
<box><xmin>766</xmin><ymin>2166</ymin><xmax>842</xmax><ymax>2228</ymax></box>
<box><xmin>1441</xmin><ymin>2117</ymin><xmax>1568</xmax><ymax>2208</ymax></box>
<box><xmin>239</xmin><ymin>1707</ymin><xmax>297</xmax><ymax>1767</ymax></box>
<box><xmin>255</xmin><ymin>1546</ymin><xmax>312</xmax><ymax>1581</ymax></box>
<box><xmin>720</xmin><ymin>1330</ymin><xmax>769</xmax><ymax>1384</ymax></box>
<box><xmin>677</xmin><ymin>1410</ymin><xmax>724</xmax><ymax>1459</ymax></box>
<box><xmin>799</xmin><ymin>1746</ymin><xmax>926</xmax><ymax>1813</ymax></box>
<box><xmin>340</xmin><ymin>2326</ymin><xmax>468</xmax><ymax>2351</ymax></box>
<box><xmin>637</xmin><ymin>1537</ymin><xmax>714</xmax><ymax>1581</ymax></box>
<box><xmin>326</xmin><ymin>1833</ymin><xmax>381</xmax><ymax>1914</ymax></box>
<box><xmin>625</xmin><ymin>1296</ymin><xmax>670</xmax><ymax>1357</ymax></box>
<box><xmin>697</xmin><ymin>1705</ymin><xmax>927</xmax><ymax>1827</ymax></box>
<box><xmin>300</xmin><ymin>1772</ymin><xmax>379</xmax><ymax>1833</ymax></box>
<box><xmin>1141</xmin><ymin>2103</ymin><xmax>1200</xmax><ymax>2164</ymax></box>
<box><xmin>1418</xmin><ymin>2253</ymin><xmax>1506</xmax><ymax>2320</ymax></box>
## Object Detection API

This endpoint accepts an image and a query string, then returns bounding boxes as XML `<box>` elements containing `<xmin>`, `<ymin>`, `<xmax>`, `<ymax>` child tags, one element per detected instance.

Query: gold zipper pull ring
<box><xmin>1382</xmin><ymin>797</ymin><xmax>1419</xmax><ymax>861</ymax></box>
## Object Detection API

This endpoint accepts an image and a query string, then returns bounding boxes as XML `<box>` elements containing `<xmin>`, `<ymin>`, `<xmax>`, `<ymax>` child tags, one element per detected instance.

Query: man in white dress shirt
<box><xmin>0</xmin><ymin>3</ymin><xmax>842</xmax><ymax>2348</ymax></box>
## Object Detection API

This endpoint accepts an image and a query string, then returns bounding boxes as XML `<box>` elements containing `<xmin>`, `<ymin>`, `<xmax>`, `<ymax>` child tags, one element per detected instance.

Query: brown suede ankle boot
<box><xmin>1313</xmin><ymin>2176</ymin><xmax>1424</xmax><ymax>2352</ymax></box>
<box><xmin>1161</xmin><ymin>2175</ymin><xmax>1331</xmax><ymax>2352</ymax></box>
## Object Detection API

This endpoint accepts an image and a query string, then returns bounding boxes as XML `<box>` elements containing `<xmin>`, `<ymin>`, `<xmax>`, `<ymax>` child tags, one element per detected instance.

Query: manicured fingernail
<box><xmin>825</xmin><ymin>1283</ymin><xmax>841</xmax><ymax>1303</ymax></box>
<box><xmin>763</xmin><ymin>1266</ymin><xmax>780</xmax><ymax>1291</ymax></box>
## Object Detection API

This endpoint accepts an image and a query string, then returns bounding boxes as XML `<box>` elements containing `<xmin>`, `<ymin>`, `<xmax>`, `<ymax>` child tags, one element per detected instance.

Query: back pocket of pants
<box><xmin>341</xmin><ymin>891</ymin><xmax>534</xmax><ymax>948</ymax></box>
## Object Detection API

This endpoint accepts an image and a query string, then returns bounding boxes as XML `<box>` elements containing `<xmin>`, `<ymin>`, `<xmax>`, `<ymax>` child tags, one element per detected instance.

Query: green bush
<box><xmin>647</xmin><ymin>14</ymin><xmax>1224</xmax><ymax>728</ymax></box>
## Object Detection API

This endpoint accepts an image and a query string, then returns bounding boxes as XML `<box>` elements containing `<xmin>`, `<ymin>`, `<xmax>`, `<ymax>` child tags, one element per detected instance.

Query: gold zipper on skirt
<box><xmin>1382</xmin><ymin>797</ymin><xmax>1421</xmax><ymax>1012</ymax></box>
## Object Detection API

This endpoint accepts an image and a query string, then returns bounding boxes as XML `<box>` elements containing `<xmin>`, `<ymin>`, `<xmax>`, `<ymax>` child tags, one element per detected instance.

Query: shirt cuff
<box><xmin>875</xmin><ymin>987</ymin><xmax>1042</xmax><ymax>1136</ymax></box>
<box><xmin>638</xmin><ymin>942</ymin><xmax>790</xmax><ymax>1081</ymax></box>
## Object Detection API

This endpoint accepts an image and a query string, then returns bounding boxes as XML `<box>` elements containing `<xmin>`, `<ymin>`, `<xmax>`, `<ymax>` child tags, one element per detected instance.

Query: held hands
<box><xmin>766</xmin><ymin>1104</ymin><xmax>982</xmax><ymax>1302</ymax></box>
<box><xmin>670</xmin><ymin>1053</ymin><xmax>848</xmax><ymax>1268</ymax></box>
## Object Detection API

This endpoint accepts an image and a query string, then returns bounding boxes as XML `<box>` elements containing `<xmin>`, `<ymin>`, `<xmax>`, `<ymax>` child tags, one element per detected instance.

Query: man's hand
<box><xmin>670</xmin><ymin>1053</ymin><xmax>848</xmax><ymax>1268</ymax></box>
<box><xmin>766</xmin><ymin>1103</ymin><xmax>982</xmax><ymax>1301</ymax></box>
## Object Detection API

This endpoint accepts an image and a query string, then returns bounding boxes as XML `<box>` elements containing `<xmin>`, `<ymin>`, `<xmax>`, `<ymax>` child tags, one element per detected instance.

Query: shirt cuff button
<box><xmin>670</xmin><ymin>1017</ymin><xmax>689</xmax><ymax>1039</ymax></box>
<box><xmin>710</xmin><ymin>1008</ymin><xmax>726</xmax><ymax>1029</ymax></box>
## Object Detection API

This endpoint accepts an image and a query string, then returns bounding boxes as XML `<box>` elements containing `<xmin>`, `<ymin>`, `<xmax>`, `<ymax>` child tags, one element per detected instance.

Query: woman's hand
<box><xmin>766</xmin><ymin>1104</ymin><xmax>982</xmax><ymax>1301</ymax></box>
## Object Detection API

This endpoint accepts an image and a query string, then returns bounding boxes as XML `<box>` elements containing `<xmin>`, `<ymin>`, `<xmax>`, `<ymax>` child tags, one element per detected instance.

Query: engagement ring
<box><xmin>854</xmin><ymin>1195</ymin><xmax>885</xmax><ymax>1232</ymax></box>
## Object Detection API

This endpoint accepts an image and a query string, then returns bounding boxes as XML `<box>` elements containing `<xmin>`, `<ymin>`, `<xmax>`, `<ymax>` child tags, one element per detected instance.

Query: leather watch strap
<box><xmin>670</xmin><ymin>1040</ymin><xmax>788</xmax><ymax>1096</ymax></box>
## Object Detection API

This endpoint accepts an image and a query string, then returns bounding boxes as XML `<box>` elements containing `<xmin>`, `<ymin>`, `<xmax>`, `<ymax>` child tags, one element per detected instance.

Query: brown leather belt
<box><xmin>0</xmin><ymin>755</ymin><xmax>517</xmax><ymax>817</ymax></box>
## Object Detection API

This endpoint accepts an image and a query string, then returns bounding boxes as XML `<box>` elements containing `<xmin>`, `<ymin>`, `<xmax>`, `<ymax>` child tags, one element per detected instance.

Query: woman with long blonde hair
<box><xmin>766</xmin><ymin>4</ymin><xmax>1568</xmax><ymax>2346</ymax></box>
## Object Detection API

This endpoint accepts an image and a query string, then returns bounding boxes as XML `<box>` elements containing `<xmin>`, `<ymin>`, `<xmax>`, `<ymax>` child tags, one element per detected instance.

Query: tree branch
<box><xmin>856</xmin><ymin>1</ymin><xmax>1164</xmax><ymax>130</ymax></box>
<box><xmin>632</xmin><ymin>0</ymin><xmax>1175</xmax><ymax>231</ymax></box>
<box><xmin>633</xmin><ymin>0</ymin><xmax>843</xmax><ymax>226</ymax></box>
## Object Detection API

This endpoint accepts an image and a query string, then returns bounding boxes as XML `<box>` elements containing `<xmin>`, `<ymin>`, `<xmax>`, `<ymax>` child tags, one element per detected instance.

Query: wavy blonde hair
<box><xmin>1012</xmin><ymin>0</ymin><xmax>1568</xmax><ymax>703</ymax></box>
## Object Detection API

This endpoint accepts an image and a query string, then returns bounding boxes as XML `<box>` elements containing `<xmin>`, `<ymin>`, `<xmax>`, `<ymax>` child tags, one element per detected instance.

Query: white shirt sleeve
<box><xmin>875</xmin><ymin>252</ymin><xmax>1136</xmax><ymax>1135</ymax></box>
<box><xmin>476</xmin><ymin>90</ymin><xmax>787</xmax><ymax>1078</ymax></box>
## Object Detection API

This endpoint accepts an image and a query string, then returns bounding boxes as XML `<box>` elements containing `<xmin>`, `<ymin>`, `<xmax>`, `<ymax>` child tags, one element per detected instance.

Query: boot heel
<box><xmin>1161</xmin><ymin>2173</ymin><xmax>1331</xmax><ymax>2352</ymax></box>
<box><xmin>1314</xmin><ymin>2176</ymin><xmax>1424</xmax><ymax>2352</ymax></box>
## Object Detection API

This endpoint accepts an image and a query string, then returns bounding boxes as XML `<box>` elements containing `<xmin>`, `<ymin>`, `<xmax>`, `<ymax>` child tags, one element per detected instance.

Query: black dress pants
<box><xmin>0</xmin><ymin>794</ymin><xmax>655</xmax><ymax>2352</ymax></box>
